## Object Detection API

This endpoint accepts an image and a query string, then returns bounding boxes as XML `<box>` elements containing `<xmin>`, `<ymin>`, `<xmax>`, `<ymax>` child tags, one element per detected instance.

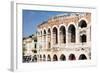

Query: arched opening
<box><xmin>68</xmin><ymin>24</ymin><xmax>76</xmax><ymax>43</ymax></box>
<box><xmin>79</xmin><ymin>20</ymin><xmax>87</xmax><ymax>28</ymax></box>
<box><xmin>40</xmin><ymin>55</ymin><xmax>42</xmax><ymax>61</ymax></box>
<box><xmin>47</xmin><ymin>54</ymin><xmax>51</xmax><ymax>61</ymax></box>
<box><xmin>60</xmin><ymin>26</ymin><xmax>66</xmax><ymax>43</ymax></box>
<box><xmin>44</xmin><ymin>30</ymin><xmax>46</xmax><ymax>34</ymax></box>
<box><xmin>33</xmin><ymin>55</ymin><xmax>37</xmax><ymax>62</ymax></box>
<box><xmin>48</xmin><ymin>28</ymin><xmax>51</xmax><ymax>48</ymax></box>
<box><xmin>43</xmin><ymin>30</ymin><xmax>46</xmax><ymax>48</ymax></box>
<box><xmin>53</xmin><ymin>54</ymin><xmax>58</xmax><ymax>61</ymax></box>
<box><xmin>60</xmin><ymin>54</ymin><xmax>66</xmax><ymax>61</ymax></box>
<box><xmin>79</xmin><ymin>54</ymin><xmax>87</xmax><ymax>60</ymax></box>
<box><xmin>48</xmin><ymin>28</ymin><xmax>51</xmax><ymax>34</ymax></box>
<box><xmin>48</xmin><ymin>28</ymin><xmax>51</xmax><ymax>39</ymax></box>
<box><xmin>53</xmin><ymin>27</ymin><xmax>58</xmax><ymax>44</ymax></box>
<box><xmin>43</xmin><ymin>54</ymin><xmax>46</xmax><ymax>61</ymax></box>
<box><xmin>80</xmin><ymin>34</ymin><xmax>87</xmax><ymax>43</ymax></box>
<box><xmin>69</xmin><ymin>54</ymin><xmax>76</xmax><ymax>60</ymax></box>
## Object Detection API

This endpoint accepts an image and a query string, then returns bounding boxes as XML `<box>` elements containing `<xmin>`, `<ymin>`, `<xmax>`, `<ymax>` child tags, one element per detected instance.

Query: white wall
<box><xmin>0</xmin><ymin>0</ymin><xmax>99</xmax><ymax>73</ymax></box>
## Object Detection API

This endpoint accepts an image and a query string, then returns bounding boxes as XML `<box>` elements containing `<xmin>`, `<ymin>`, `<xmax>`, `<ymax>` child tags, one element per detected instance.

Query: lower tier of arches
<box><xmin>23</xmin><ymin>53</ymin><xmax>90</xmax><ymax>63</ymax></box>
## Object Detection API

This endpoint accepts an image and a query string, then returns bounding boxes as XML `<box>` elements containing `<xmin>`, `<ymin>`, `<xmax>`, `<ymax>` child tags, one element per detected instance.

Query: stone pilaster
<box><xmin>46</xmin><ymin>33</ymin><xmax>48</xmax><ymax>49</ymax></box>
<box><xmin>66</xmin><ymin>29</ymin><xmax>68</xmax><ymax>46</ymax></box>
<box><xmin>58</xmin><ymin>28</ymin><xmax>60</xmax><ymax>46</ymax></box>
<box><xmin>51</xmin><ymin>29</ymin><xmax>53</xmax><ymax>48</ymax></box>
<box><xmin>76</xmin><ymin>27</ymin><xmax>80</xmax><ymax>44</ymax></box>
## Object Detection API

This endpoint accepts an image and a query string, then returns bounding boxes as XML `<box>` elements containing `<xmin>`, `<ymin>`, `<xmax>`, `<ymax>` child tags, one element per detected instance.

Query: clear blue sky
<box><xmin>23</xmin><ymin>10</ymin><xmax>66</xmax><ymax>37</ymax></box>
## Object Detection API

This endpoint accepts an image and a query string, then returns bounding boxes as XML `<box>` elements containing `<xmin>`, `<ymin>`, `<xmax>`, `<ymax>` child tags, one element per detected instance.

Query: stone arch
<box><xmin>79</xmin><ymin>20</ymin><xmax>87</xmax><ymax>28</ymax></box>
<box><xmin>60</xmin><ymin>54</ymin><xmax>66</xmax><ymax>61</ymax></box>
<box><xmin>79</xmin><ymin>54</ymin><xmax>87</xmax><ymax>60</ymax></box>
<box><xmin>80</xmin><ymin>34</ymin><xmax>87</xmax><ymax>43</ymax></box>
<box><xmin>69</xmin><ymin>54</ymin><xmax>76</xmax><ymax>60</ymax></box>
<box><xmin>59</xmin><ymin>26</ymin><xmax>66</xmax><ymax>43</ymax></box>
<box><xmin>43</xmin><ymin>54</ymin><xmax>46</xmax><ymax>61</ymax></box>
<box><xmin>47</xmin><ymin>28</ymin><xmax>51</xmax><ymax>48</ymax></box>
<box><xmin>43</xmin><ymin>29</ymin><xmax>46</xmax><ymax>47</ymax></box>
<box><xmin>40</xmin><ymin>30</ymin><xmax>42</xmax><ymax>36</ymax></box>
<box><xmin>68</xmin><ymin>24</ymin><xmax>76</xmax><ymax>43</ymax></box>
<box><xmin>43</xmin><ymin>29</ymin><xmax>46</xmax><ymax>35</ymax></box>
<box><xmin>48</xmin><ymin>28</ymin><xmax>51</xmax><ymax>34</ymax></box>
<box><xmin>52</xmin><ymin>27</ymin><xmax>58</xmax><ymax>44</ymax></box>
<box><xmin>40</xmin><ymin>54</ymin><xmax>42</xmax><ymax>61</ymax></box>
<box><xmin>53</xmin><ymin>54</ymin><xmax>58</xmax><ymax>61</ymax></box>
<box><xmin>33</xmin><ymin>55</ymin><xmax>37</xmax><ymax>62</ymax></box>
<box><xmin>47</xmin><ymin>54</ymin><xmax>51</xmax><ymax>61</ymax></box>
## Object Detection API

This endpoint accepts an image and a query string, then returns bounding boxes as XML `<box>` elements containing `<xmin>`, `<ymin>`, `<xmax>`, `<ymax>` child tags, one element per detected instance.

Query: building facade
<box><xmin>23</xmin><ymin>12</ymin><xmax>91</xmax><ymax>62</ymax></box>
<box><xmin>23</xmin><ymin>35</ymin><xmax>37</xmax><ymax>62</ymax></box>
<box><xmin>37</xmin><ymin>13</ymin><xmax>91</xmax><ymax>61</ymax></box>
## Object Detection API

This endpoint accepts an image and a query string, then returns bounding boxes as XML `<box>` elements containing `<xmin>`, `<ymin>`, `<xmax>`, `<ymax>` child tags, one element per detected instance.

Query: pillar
<box><xmin>66</xmin><ymin>27</ymin><xmax>68</xmax><ymax>46</ymax></box>
<box><xmin>46</xmin><ymin>32</ymin><xmax>48</xmax><ymax>49</ymax></box>
<box><xmin>76</xmin><ymin>27</ymin><xmax>80</xmax><ymax>44</ymax></box>
<box><xmin>58</xmin><ymin>28</ymin><xmax>60</xmax><ymax>46</ymax></box>
<box><xmin>51</xmin><ymin>29</ymin><xmax>53</xmax><ymax>48</ymax></box>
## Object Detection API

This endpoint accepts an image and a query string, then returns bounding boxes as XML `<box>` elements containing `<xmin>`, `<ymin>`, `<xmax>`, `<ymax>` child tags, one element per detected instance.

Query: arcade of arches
<box><xmin>31</xmin><ymin>53</ymin><xmax>88</xmax><ymax>62</ymax></box>
<box><xmin>39</xmin><ymin>19</ymin><xmax>89</xmax><ymax>48</ymax></box>
<box><xmin>23</xmin><ymin>13</ymin><xmax>91</xmax><ymax>62</ymax></box>
<box><xmin>37</xmin><ymin>17</ymin><xmax>91</xmax><ymax>62</ymax></box>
